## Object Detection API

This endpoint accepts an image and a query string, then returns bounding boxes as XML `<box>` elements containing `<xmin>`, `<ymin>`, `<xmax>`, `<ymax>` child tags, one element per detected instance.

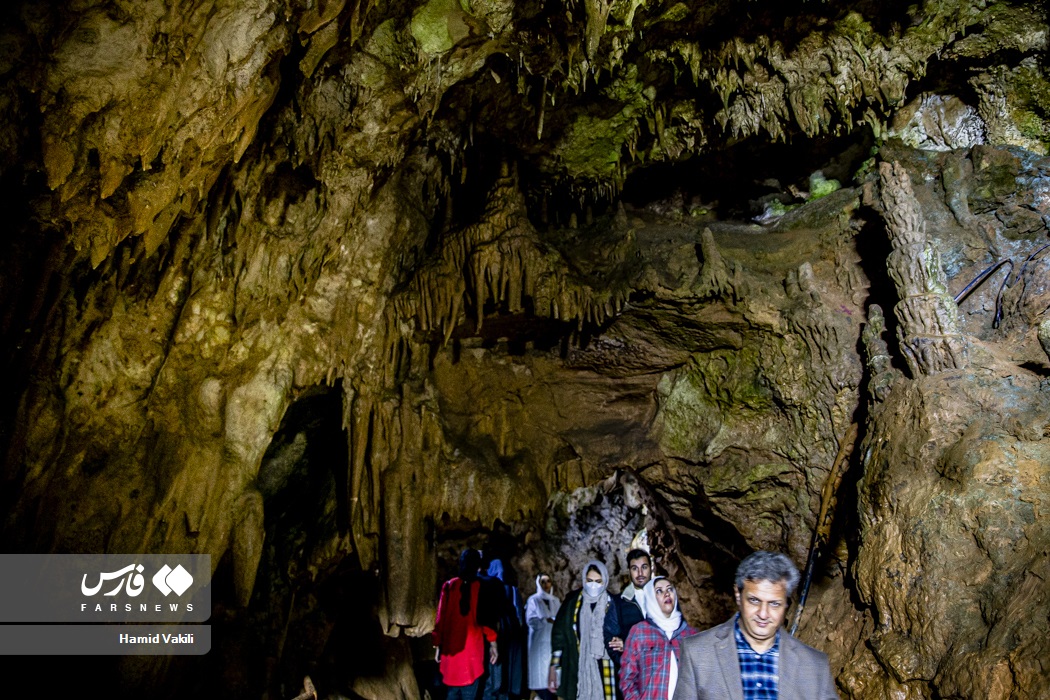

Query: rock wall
<box><xmin>1</xmin><ymin>0</ymin><xmax>1050</xmax><ymax>698</ymax></box>
<box><xmin>812</xmin><ymin>143</ymin><xmax>1050</xmax><ymax>699</ymax></box>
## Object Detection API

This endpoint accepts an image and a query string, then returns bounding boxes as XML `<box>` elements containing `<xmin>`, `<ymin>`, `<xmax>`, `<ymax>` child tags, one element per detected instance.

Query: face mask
<box><xmin>584</xmin><ymin>581</ymin><xmax>603</xmax><ymax>597</ymax></box>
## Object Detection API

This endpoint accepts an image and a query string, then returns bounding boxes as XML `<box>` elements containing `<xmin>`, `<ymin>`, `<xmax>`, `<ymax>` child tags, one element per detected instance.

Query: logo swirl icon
<box><xmin>152</xmin><ymin>564</ymin><xmax>194</xmax><ymax>596</ymax></box>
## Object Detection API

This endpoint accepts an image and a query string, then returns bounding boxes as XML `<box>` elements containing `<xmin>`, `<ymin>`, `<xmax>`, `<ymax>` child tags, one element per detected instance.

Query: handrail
<box><xmin>789</xmin><ymin>422</ymin><xmax>858</xmax><ymax>637</ymax></box>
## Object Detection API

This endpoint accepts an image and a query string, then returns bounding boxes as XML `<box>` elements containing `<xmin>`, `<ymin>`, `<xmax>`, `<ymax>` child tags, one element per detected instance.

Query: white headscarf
<box><xmin>577</xmin><ymin>560</ymin><xmax>610</xmax><ymax>700</ymax></box>
<box><xmin>641</xmin><ymin>576</ymin><xmax>683</xmax><ymax>638</ymax></box>
<box><xmin>535</xmin><ymin>574</ymin><xmax>556</xmax><ymax>602</ymax></box>
<box><xmin>640</xmin><ymin>576</ymin><xmax>684</xmax><ymax>700</ymax></box>
<box><xmin>534</xmin><ymin>574</ymin><xmax>557</xmax><ymax>616</ymax></box>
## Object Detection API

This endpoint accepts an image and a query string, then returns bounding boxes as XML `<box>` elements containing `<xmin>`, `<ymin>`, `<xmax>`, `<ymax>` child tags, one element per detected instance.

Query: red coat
<box><xmin>433</xmin><ymin>578</ymin><xmax>498</xmax><ymax>686</ymax></box>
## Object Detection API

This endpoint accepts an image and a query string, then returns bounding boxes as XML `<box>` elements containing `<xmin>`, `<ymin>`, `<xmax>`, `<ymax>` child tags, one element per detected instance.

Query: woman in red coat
<box><xmin>434</xmin><ymin>549</ymin><xmax>499</xmax><ymax>700</ymax></box>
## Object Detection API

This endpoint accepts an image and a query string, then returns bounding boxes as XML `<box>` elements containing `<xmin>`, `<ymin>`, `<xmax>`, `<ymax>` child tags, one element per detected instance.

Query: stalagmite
<box><xmin>695</xmin><ymin>228</ymin><xmax>734</xmax><ymax>299</ymax></box>
<box><xmin>879</xmin><ymin>161</ymin><xmax>968</xmax><ymax>375</ymax></box>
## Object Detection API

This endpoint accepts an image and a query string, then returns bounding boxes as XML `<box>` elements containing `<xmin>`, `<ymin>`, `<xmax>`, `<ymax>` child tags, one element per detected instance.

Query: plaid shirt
<box><xmin>734</xmin><ymin>616</ymin><xmax>779</xmax><ymax>700</ymax></box>
<box><xmin>619</xmin><ymin>619</ymin><xmax>698</xmax><ymax>700</ymax></box>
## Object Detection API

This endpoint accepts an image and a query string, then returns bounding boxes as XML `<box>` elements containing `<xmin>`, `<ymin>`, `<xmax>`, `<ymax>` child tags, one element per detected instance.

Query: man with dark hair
<box><xmin>620</xmin><ymin>549</ymin><xmax>653</xmax><ymax>631</ymax></box>
<box><xmin>672</xmin><ymin>551</ymin><xmax>838</xmax><ymax>700</ymax></box>
<box><xmin>606</xmin><ymin>549</ymin><xmax>653</xmax><ymax>676</ymax></box>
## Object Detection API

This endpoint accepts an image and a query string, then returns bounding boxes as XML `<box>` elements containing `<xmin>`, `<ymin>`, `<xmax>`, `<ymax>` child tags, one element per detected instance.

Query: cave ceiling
<box><xmin>2</xmin><ymin>0</ymin><xmax>1050</xmax><ymax>698</ymax></box>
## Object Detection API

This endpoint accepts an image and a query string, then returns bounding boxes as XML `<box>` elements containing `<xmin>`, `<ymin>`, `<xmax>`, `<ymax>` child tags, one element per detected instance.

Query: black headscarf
<box><xmin>458</xmin><ymin>548</ymin><xmax>482</xmax><ymax>616</ymax></box>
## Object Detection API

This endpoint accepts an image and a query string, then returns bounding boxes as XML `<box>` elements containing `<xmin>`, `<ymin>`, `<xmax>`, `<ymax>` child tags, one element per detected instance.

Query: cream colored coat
<box><xmin>525</xmin><ymin>589</ymin><xmax>561</xmax><ymax>690</ymax></box>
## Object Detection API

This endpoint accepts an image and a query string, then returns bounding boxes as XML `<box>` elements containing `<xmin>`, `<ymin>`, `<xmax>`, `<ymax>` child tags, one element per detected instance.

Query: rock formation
<box><xmin>880</xmin><ymin>160</ymin><xmax>969</xmax><ymax>374</ymax></box>
<box><xmin>1</xmin><ymin>0</ymin><xmax>1049</xmax><ymax>698</ymax></box>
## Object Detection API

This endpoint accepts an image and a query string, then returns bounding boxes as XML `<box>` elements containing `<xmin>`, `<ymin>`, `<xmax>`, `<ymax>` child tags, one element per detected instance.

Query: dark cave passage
<box><xmin>618</xmin><ymin>129</ymin><xmax>877</xmax><ymax>224</ymax></box>
<box><xmin>197</xmin><ymin>383</ymin><xmax>749</xmax><ymax>700</ymax></box>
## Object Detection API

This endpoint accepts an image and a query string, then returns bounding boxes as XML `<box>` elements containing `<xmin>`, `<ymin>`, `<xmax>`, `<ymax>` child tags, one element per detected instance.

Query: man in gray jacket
<box><xmin>672</xmin><ymin>551</ymin><xmax>839</xmax><ymax>700</ymax></box>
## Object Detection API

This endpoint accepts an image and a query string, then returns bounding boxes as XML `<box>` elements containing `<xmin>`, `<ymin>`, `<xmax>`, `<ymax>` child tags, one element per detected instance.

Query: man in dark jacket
<box><xmin>618</xmin><ymin>550</ymin><xmax>652</xmax><ymax>635</ymax></box>
<box><xmin>605</xmin><ymin>549</ymin><xmax>653</xmax><ymax>698</ymax></box>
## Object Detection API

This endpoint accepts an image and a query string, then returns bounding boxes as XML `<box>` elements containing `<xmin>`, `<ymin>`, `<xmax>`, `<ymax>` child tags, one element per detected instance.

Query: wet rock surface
<box><xmin>1</xmin><ymin>0</ymin><xmax>1050</xmax><ymax>698</ymax></box>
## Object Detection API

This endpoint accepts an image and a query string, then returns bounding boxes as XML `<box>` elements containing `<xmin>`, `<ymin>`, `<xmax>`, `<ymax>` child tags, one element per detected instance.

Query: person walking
<box><xmin>607</xmin><ymin>548</ymin><xmax>655</xmax><ymax>679</ymax></box>
<box><xmin>526</xmin><ymin>573</ymin><xmax>561</xmax><ymax>700</ymax></box>
<box><xmin>619</xmin><ymin>576</ymin><xmax>698</xmax><ymax>700</ymax></box>
<box><xmin>434</xmin><ymin>549</ymin><xmax>499</xmax><ymax>700</ymax></box>
<box><xmin>549</xmin><ymin>561</ymin><xmax>618</xmax><ymax>700</ymax></box>
<box><xmin>482</xmin><ymin>559</ymin><xmax>526</xmax><ymax>700</ymax></box>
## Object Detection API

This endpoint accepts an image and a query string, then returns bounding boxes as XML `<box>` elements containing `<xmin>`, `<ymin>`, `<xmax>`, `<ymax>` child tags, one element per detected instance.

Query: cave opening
<box><xmin>202</xmin><ymin>382</ymin><xmax>380</xmax><ymax>700</ymax></box>
<box><xmin>190</xmin><ymin>381</ymin><xmax>698</xmax><ymax>700</ymax></box>
<box><xmin>618</xmin><ymin>128</ymin><xmax>877</xmax><ymax>224</ymax></box>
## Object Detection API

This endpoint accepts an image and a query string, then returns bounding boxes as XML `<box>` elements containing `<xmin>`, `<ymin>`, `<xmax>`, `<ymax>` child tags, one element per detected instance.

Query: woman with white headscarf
<box><xmin>548</xmin><ymin>561</ymin><xmax>618</xmax><ymax>700</ymax></box>
<box><xmin>526</xmin><ymin>573</ymin><xmax>561</xmax><ymax>700</ymax></box>
<box><xmin>618</xmin><ymin>576</ymin><xmax>698</xmax><ymax>700</ymax></box>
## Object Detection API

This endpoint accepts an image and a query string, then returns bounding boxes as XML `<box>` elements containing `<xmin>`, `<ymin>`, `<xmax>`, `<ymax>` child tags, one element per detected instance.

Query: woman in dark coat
<box><xmin>548</xmin><ymin>560</ymin><xmax>618</xmax><ymax>700</ymax></box>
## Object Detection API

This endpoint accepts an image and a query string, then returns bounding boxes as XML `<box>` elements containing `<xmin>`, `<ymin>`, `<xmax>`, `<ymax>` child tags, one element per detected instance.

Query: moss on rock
<box><xmin>410</xmin><ymin>0</ymin><xmax>465</xmax><ymax>55</ymax></box>
<box><xmin>546</xmin><ymin>64</ymin><xmax>653</xmax><ymax>182</ymax></box>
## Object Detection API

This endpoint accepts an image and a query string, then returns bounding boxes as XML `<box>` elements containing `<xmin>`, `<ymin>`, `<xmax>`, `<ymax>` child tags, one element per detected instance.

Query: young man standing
<box><xmin>607</xmin><ymin>548</ymin><xmax>653</xmax><ymax>670</ymax></box>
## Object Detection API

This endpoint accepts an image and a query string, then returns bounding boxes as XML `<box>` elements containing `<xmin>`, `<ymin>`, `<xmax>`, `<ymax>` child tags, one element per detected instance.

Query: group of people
<box><xmin>433</xmin><ymin>548</ymin><xmax>838</xmax><ymax>700</ymax></box>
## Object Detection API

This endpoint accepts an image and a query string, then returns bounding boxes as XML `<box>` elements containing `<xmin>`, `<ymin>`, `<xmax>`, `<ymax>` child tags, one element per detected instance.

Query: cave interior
<box><xmin>1</xmin><ymin>0</ymin><xmax>1050</xmax><ymax>698</ymax></box>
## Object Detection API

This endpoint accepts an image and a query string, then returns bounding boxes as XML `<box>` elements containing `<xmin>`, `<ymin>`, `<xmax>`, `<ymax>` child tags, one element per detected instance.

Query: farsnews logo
<box><xmin>0</xmin><ymin>554</ymin><xmax>210</xmax><ymax>623</ymax></box>
<box><xmin>80</xmin><ymin>564</ymin><xmax>194</xmax><ymax>598</ymax></box>
<box><xmin>79</xmin><ymin>562</ymin><xmax>197</xmax><ymax>614</ymax></box>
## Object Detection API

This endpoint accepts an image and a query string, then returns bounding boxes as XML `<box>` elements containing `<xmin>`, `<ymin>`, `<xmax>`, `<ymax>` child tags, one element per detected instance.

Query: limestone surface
<box><xmin>1</xmin><ymin>1</ymin><xmax>1050</xmax><ymax>698</ymax></box>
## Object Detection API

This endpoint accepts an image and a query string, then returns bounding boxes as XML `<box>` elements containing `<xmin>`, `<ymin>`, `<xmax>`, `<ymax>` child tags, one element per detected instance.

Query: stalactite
<box><xmin>231</xmin><ymin>490</ymin><xmax>265</xmax><ymax>607</ymax></box>
<box><xmin>391</xmin><ymin>168</ymin><xmax>626</xmax><ymax>344</ymax></box>
<box><xmin>347</xmin><ymin>389</ymin><xmax>379</xmax><ymax>570</ymax></box>
<box><xmin>538</xmin><ymin>76</ymin><xmax>548</xmax><ymax>140</ymax></box>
